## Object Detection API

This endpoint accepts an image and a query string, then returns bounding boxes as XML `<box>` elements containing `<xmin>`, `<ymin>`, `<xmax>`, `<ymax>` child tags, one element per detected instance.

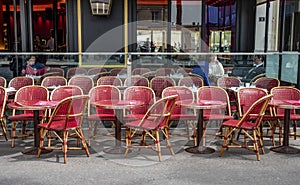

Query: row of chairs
<box><xmin>61</xmin><ymin>67</ymin><xmax>193</xmax><ymax>79</ymax></box>
<box><xmin>2</xmin><ymin>83</ymin><xmax>299</xmax><ymax>162</ymax></box>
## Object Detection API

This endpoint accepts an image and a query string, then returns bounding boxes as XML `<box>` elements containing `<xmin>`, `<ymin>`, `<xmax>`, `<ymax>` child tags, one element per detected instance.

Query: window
<box><xmin>152</xmin><ymin>11</ymin><xmax>159</xmax><ymax>23</ymax></box>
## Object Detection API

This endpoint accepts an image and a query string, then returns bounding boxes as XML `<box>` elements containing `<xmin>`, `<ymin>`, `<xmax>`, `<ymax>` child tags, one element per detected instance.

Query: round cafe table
<box><xmin>92</xmin><ymin>100</ymin><xmax>143</xmax><ymax>154</ymax></box>
<box><xmin>7</xmin><ymin>100</ymin><xmax>59</xmax><ymax>155</ymax></box>
<box><xmin>269</xmin><ymin>100</ymin><xmax>300</xmax><ymax>154</ymax></box>
<box><xmin>177</xmin><ymin>100</ymin><xmax>227</xmax><ymax>154</ymax></box>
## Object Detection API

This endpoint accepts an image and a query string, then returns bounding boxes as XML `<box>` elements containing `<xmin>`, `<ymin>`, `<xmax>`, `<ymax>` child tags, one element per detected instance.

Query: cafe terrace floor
<box><xmin>0</xmin><ymin>124</ymin><xmax>300</xmax><ymax>185</ymax></box>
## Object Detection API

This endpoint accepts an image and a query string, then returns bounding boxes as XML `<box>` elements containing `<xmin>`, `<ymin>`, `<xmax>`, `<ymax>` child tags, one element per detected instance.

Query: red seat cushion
<box><xmin>88</xmin><ymin>114</ymin><xmax>116</xmax><ymax>121</ymax></box>
<box><xmin>38</xmin><ymin>119</ymin><xmax>79</xmax><ymax>131</ymax></box>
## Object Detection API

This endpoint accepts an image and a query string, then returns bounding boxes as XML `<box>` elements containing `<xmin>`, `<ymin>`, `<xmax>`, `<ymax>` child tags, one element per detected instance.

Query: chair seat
<box><xmin>170</xmin><ymin>114</ymin><xmax>196</xmax><ymax>121</ymax></box>
<box><xmin>221</xmin><ymin>119</ymin><xmax>257</xmax><ymax>130</ymax></box>
<box><xmin>204</xmin><ymin>114</ymin><xmax>233</xmax><ymax>120</ymax></box>
<box><xmin>38</xmin><ymin>119</ymin><xmax>80</xmax><ymax>131</ymax></box>
<box><xmin>9</xmin><ymin>114</ymin><xmax>44</xmax><ymax>121</ymax></box>
<box><xmin>125</xmin><ymin>119</ymin><xmax>163</xmax><ymax>130</ymax></box>
<box><xmin>88</xmin><ymin>114</ymin><xmax>116</xmax><ymax>121</ymax></box>
<box><xmin>124</xmin><ymin>114</ymin><xmax>145</xmax><ymax>121</ymax></box>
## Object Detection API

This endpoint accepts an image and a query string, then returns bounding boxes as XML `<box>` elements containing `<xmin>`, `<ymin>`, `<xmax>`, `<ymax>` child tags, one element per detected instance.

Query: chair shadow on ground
<box><xmin>7</xmin><ymin>139</ymin><xmax>97</xmax><ymax>164</ymax></box>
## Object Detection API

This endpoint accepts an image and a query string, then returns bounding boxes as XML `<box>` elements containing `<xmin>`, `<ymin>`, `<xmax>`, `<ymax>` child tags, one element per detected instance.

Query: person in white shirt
<box><xmin>208</xmin><ymin>55</ymin><xmax>224</xmax><ymax>85</ymax></box>
<box><xmin>46</xmin><ymin>35</ymin><xmax>54</xmax><ymax>51</ymax></box>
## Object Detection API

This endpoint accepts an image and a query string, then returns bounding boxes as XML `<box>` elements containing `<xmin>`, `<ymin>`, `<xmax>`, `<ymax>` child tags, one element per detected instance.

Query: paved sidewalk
<box><xmin>0</xmin><ymin>132</ymin><xmax>300</xmax><ymax>185</ymax></box>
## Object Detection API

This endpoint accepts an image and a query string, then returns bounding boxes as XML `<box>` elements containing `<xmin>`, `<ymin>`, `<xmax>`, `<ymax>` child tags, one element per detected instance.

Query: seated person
<box><xmin>208</xmin><ymin>55</ymin><xmax>224</xmax><ymax>86</ymax></box>
<box><xmin>22</xmin><ymin>56</ymin><xmax>50</xmax><ymax>76</ymax></box>
<box><xmin>192</xmin><ymin>61</ymin><xmax>210</xmax><ymax>86</ymax></box>
<box><xmin>241</xmin><ymin>55</ymin><xmax>265</xmax><ymax>83</ymax></box>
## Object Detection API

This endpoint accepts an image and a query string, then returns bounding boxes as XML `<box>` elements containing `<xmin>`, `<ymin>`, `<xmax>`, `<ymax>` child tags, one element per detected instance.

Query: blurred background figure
<box><xmin>22</xmin><ymin>56</ymin><xmax>49</xmax><ymax>76</ymax></box>
<box><xmin>208</xmin><ymin>55</ymin><xmax>224</xmax><ymax>85</ymax></box>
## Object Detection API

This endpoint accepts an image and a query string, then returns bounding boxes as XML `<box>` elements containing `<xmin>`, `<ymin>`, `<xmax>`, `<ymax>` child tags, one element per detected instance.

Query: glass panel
<box><xmin>137</xmin><ymin>1</ymin><xmax>168</xmax><ymax>53</ymax></box>
<box><xmin>171</xmin><ymin>0</ymin><xmax>202</xmax><ymax>53</ymax></box>
<box><xmin>266</xmin><ymin>54</ymin><xmax>279</xmax><ymax>78</ymax></box>
<box><xmin>281</xmin><ymin>53</ymin><xmax>298</xmax><ymax>84</ymax></box>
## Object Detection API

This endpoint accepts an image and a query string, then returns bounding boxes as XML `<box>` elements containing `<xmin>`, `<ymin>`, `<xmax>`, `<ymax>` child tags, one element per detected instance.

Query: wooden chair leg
<box><xmin>124</xmin><ymin>128</ymin><xmax>131</xmax><ymax>157</ymax></box>
<box><xmin>154</xmin><ymin>130</ymin><xmax>162</xmax><ymax>162</ymax></box>
<box><xmin>253</xmin><ymin>130</ymin><xmax>260</xmax><ymax>161</ymax></box>
<box><xmin>219</xmin><ymin>127</ymin><xmax>229</xmax><ymax>157</ymax></box>
<box><xmin>38</xmin><ymin>128</ymin><xmax>47</xmax><ymax>158</ymax></box>
<box><xmin>11</xmin><ymin>122</ymin><xmax>17</xmax><ymax>148</ymax></box>
<box><xmin>164</xmin><ymin>127</ymin><xmax>174</xmax><ymax>155</ymax></box>
<box><xmin>63</xmin><ymin>131</ymin><xmax>68</xmax><ymax>164</ymax></box>
<box><xmin>0</xmin><ymin>120</ymin><xmax>8</xmax><ymax>141</ymax></box>
<box><xmin>293</xmin><ymin>120</ymin><xmax>297</xmax><ymax>140</ymax></box>
<box><xmin>78</xmin><ymin>128</ymin><xmax>90</xmax><ymax>157</ymax></box>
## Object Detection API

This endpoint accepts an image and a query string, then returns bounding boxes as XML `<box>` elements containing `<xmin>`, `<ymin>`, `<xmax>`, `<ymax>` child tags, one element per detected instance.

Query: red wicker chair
<box><xmin>0</xmin><ymin>87</ymin><xmax>8</xmax><ymax>140</ymax></box>
<box><xmin>48</xmin><ymin>67</ymin><xmax>65</xmax><ymax>77</ymax></box>
<box><xmin>271</xmin><ymin>86</ymin><xmax>300</xmax><ymax>140</ymax></box>
<box><xmin>177</xmin><ymin>68</ymin><xmax>193</xmax><ymax>74</ymax></box>
<box><xmin>37</xmin><ymin>95</ymin><xmax>90</xmax><ymax>164</ymax></box>
<box><xmin>197</xmin><ymin>86</ymin><xmax>234</xmax><ymax>140</ymax></box>
<box><xmin>124</xmin><ymin>95</ymin><xmax>178</xmax><ymax>161</ymax></box>
<box><xmin>68</xmin><ymin>76</ymin><xmax>94</xmax><ymax>95</ymax></box>
<box><xmin>41</xmin><ymin>76</ymin><xmax>67</xmax><ymax>88</ymax></box>
<box><xmin>9</xmin><ymin>85</ymin><xmax>49</xmax><ymax>147</ymax></box>
<box><xmin>124</xmin><ymin>76</ymin><xmax>149</xmax><ymax>87</ymax></box>
<box><xmin>109</xmin><ymin>68</ymin><xmax>126</xmax><ymax>76</ymax></box>
<box><xmin>178</xmin><ymin>76</ymin><xmax>204</xmax><ymax>88</ymax></box>
<box><xmin>162</xmin><ymin>86</ymin><xmax>196</xmax><ymax>144</ymax></box>
<box><xmin>219</xmin><ymin>94</ymin><xmax>273</xmax><ymax>161</ymax></box>
<box><xmin>66</xmin><ymin>67</ymin><xmax>87</xmax><ymax>79</ymax></box>
<box><xmin>132</xmin><ymin>68</ymin><xmax>151</xmax><ymax>75</ymax></box>
<box><xmin>8</xmin><ymin>76</ymin><xmax>34</xmax><ymax>90</ymax></box>
<box><xmin>88</xmin><ymin>85</ymin><xmax>121</xmax><ymax>144</ymax></box>
<box><xmin>237</xmin><ymin>87</ymin><xmax>278</xmax><ymax>145</ymax></box>
<box><xmin>87</xmin><ymin>68</ymin><xmax>107</xmax><ymax>75</ymax></box>
<box><xmin>97</xmin><ymin>76</ymin><xmax>122</xmax><ymax>86</ymax></box>
<box><xmin>123</xmin><ymin>86</ymin><xmax>156</xmax><ymax>122</ymax></box>
<box><xmin>156</xmin><ymin>68</ymin><xmax>175</xmax><ymax>76</ymax></box>
<box><xmin>150</xmin><ymin>76</ymin><xmax>176</xmax><ymax>99</ymax></box>
<box><xmin>217</xmin><ymin>76</ymin><xmax>241</xmax><ymax>117</ymax></box>
<box><xmin>255</xmin><ymin>77</ymin><xmax>280</xmax><ymax>92</ymax></box>
<box><xmin>50</xmin><ymin>85</ymin><xmax>83</xmax><ymax>101</ymax></box>
<box><xmin>0</xmin><ymin>76</ymin><xmax>6</xmax><ymax>87</ymax></box>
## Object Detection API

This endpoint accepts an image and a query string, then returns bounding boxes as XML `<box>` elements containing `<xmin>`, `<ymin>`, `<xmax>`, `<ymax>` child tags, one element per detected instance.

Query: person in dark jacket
<box><xmin>192</xmin><ymin>61</ymin><xmax>210</xmax><ymax>86</ymax></box>
<box><xmin>242</xmin><ymin>55</ymin><xmax>265</xmax><ymax>83</ymax></box>
<box><xmin>22</xmin><ymin>55</ymin><xmax>49</xmax><ymax>76</ymax></box>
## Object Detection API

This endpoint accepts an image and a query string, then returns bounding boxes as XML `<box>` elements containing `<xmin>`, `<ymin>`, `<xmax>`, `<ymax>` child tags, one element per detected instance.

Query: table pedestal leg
<box><xmin>22</xmin><ymin>110</ymin><xmax>52</xmax><ymax>155</ymax></box>
<box><xmin>185</xmin><ymin>109</ymin><xmax>215</xmax><ymax>154</ymax></box>
<box><xmin>270</xmin><ymin>109</ymin><xmax>300</xmax><ymax>154</ymax></box>
<box><xmin>103</xmin><ymin>109</ymin><xmax>126</xmax><ymax>154</ymax></box>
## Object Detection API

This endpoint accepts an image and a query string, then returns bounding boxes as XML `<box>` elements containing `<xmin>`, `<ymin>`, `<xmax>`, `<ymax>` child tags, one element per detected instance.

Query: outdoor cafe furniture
<box><xmin>87</xmin><ymin>85</ymin><xmax>121</xmax><ymax>145</ymax></box>
<box><xmin>150</xmin><ymin>76</ymin><xmax>176</xmax><ymax>99</ymax></box>
<box><xmin>91</xmin><ymin>98</ymin><xmax>143</xmax><ymax>154</ymax></box>
<box><xmin>41</xmin><ymin>76</ymin><xmax>67</xmax><ymax>88</ymax></box>
<box><xmin>236</xmin><ymin>87</ymin><xmax>278</xmax><ymax>146</ymax></box>
<box><xmin>162</xmin><ymin>86</ymin><xmax>196</xmax><ymax>144</ymax></box>
<box><xmin>68</xmin><ymin>76</ymin><xmax>94</xmax><ymax>95</ymax></box>
<box><xmin>0</xmin><ymin>76</ymin><xmax>6</xmax><ymax>87</ymax></box>
<box><xmin>123</xmin><ymin>86</ymin><xmax>156</xmax><ymax>122</ymax></box>
<box><xmin>177</xmin><ymin>99</ymin><xmax>227</xmax><ymax>154</ymax></box>
<box><xmin>219</xmin><ymin>94</ymin><xmax>273</xmax><ymax>161</ymax></box>
<box><xmin>254</xmin><ymin>77</ymin><xmax>280</xmax><ymax>93</ymax></box>
<box><xmin>66</xmin><ymin>67</ymin><xmax>87</xmax><ymax>79</ymax></box>
<box><xmin>37</xmin><ymin>95</ymin><xmax>90</xmax><ymax>164</ymax></box>
<box><xmin>271</xmin><ymin>86</ymin><xmax>300</xmax><ymax>141</ymax></box>
<box><xmin>7</xmin><ymin>88</ymin><xmax>59</xmax><ymax>154</ymax></box>
<box><xmin>124</xmin><ymin>95</ymin><xmax>178</xmax><ymax>161</ymax></box>
<box><xmin>8</xmin><ymin>85</ymin><xmax>49</xmax><ymax>148</ymax></box>
<box><xmin>0</xmin><ymin>87</ymin><xmax>8</xmax><ymax>140</ymax></box>
<box><xmin>124</xmin><ymin>76</ymin><xmax>149</xmax><ymax>87</ymax></box>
